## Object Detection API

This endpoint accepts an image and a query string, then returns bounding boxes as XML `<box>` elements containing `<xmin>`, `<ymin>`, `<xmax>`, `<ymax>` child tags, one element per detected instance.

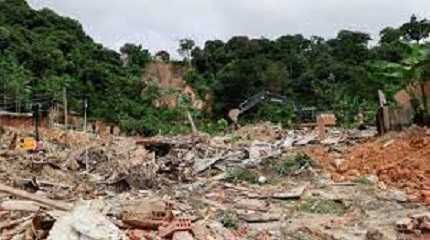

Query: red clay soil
<box><xmin>307</xmin><ymin>127</ymin><xmax>430</xmax><ymax>204</ymax></box>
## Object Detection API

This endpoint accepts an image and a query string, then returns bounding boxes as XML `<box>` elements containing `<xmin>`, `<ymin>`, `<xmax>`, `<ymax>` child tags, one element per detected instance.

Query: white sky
<box><xmin>27</xmin><ymin>0</ymin><xmax>430</xmax><ymax>57</ymax></box>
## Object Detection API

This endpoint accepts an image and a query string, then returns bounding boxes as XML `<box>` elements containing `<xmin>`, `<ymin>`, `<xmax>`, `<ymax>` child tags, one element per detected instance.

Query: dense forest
<box><xmin>188</xmin><ymin>19</ymin><xmax>430</xmax><ymax>124</ymax></box>
<box><xmin>0</xmin><ymin>0</ymin><xmax>429</xmax><ymax>134</ymax></box>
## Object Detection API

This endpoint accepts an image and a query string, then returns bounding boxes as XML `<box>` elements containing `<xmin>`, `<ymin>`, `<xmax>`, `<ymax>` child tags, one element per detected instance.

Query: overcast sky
<box><xmin>28</xmin><ymin>0</ymin><xmax>430</xmax><ymax>57</ymax></box>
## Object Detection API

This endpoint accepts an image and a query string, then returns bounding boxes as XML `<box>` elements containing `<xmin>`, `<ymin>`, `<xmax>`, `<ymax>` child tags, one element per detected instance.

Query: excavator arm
<box><xmin>228</xmin><ymin>91</ymin><xmax>294</xmax><ymax>123</ymax></box>
<box><xmin>228</xmin><ymin>91</ymin><xmax>320</xmax><ymax>124</ymax></box>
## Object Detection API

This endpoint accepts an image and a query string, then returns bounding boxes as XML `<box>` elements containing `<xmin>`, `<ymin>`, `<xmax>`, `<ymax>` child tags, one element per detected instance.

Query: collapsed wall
<box><xmin>0</xmin><ymin>111</ymin><xmax>48</xmax><ymax>129</ymax></box>
<box><xmin>377</xmin><ymin>81</ymin><xmax>430</xmax><ymax>133</ymax></box>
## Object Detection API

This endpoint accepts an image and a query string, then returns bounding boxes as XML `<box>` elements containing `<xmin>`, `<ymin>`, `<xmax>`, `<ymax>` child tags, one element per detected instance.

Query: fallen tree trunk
<box><xmin>0</xmin><ymin>183</ymin><xmax>72</xmax><ymax>211</ymax></box>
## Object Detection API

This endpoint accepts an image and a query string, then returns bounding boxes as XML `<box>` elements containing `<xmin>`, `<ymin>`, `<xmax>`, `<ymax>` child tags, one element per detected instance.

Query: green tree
<box><xmin>155</xmin><ymin>50</ymin><xmax>170</xmax><ymax>62</ymax></box>
<box><xmin>328</xmin><ymin>30</ymin><xmax>371</xmax><ymax>64</ymax></box>
<box><xmin>0</xmin><ymin>27</ymin><xmax>11</xmax><ymax>51</ymax></box>
<box><xmin>0</xmin><ymin>54</ymin><xmax>30</xmax><ymax>111</ymax></box>
<box><xmin>261</xmin><ymin>61</ymin><xmax>289</xmax><ymax>94</ymax></box>
<box><xmin>400</xmin><ymin>15</ymin><xmax>430</xmax><ymax>43</ymax></box>
<box><xmin>120</xmin><ymin>43</ymin><xmax>151</xmax><ymax>69</ymax></box>
<box><xmin>380</xmin><ymin>27</ymin><xmax>403</xmax><ymax>44</ymax></box>
<box><xmin>178</xmin><ymin>38</ymin><xmax>195</xmax><ymax>63</ymax></box>
<box><xmin>369</xmin><ymin>43</ymin><xmax>430</xmax><ymax>114</ymax></box>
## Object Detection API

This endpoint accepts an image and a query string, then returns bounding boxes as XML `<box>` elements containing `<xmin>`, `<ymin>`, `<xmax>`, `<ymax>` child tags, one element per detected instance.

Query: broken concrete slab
<box><xmin>172</xmin><ymin>230</ymin><xmax>194</xmax><ymax>240</ymax></box>
<box><xmin>0</xmin><ymin>200</ymin><xmax>41</xmax><ymax>212</ymax></box>
<box><xmin>249</xmin><ymin>141</ymin><xmax>274</xmax><ymax>160</ymax></box>
<box><xmin>280</xmin><ymin>136</ymin><xmax>294</xmax><ymax>150</ymax></box>
<box><xmin>271</xmin><ymin>185</ymin><xmax>307</xmax><ymax>200</ymax></box>
<box><xmin>294</xmin><ymin>133</ymin><xmax>318</xmax><ymax>146</ymax></box>
<box><xmin>321</xmin><ymin>136</ymin><xmax>343</xmax><ymax>145</ymax></box>
<box><xmin>48</xmin><ymin>203</ymin><xmax>122</xmax><ymax>240</ymax></box>
<box><xmin>237</xmin><ymin>211</ymin><xmax>281</xmax><ymax>223</ymax></box>
<box><xmin>378</xmin><ymin>190</ymin><xmax>409</xmax><ymax>203</ymax></box>
<box><xmin>234</xmin><ymin>198</ymin><xmax>269</xmax><ymax>211</ymax></box>
<box><xmin>193</xmin><ymin>157</ymin><xmax>222</xmax><ymax>174</ymax></box>
<box><xmin>207</xmin><ymin>221</ymin><xmax>237</xmax><ymax>240</ymax></box>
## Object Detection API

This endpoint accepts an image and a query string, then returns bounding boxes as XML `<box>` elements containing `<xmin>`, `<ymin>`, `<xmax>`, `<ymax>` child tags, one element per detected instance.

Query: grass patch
<box><xmin>293</xmin><ymin>232</ymin><xmax>313</xmax><ymax>240</ymax></box>
<box><xmin>298</xmin><ymin>199</ymin><xmax>347</xmax><ymax>216</ymax></box>
<box><xmin>229</xmin><ymin>134</ymin><xmax>242</xmax><ymax>144</ymax></box>
<box><xmin>220</xmin><ymin>210</ymin><xmax>239</xmax><ymax>229</ymax></box>
<box><xmin>225</xmin><ymin>167</ymin><xmax>259</xmax><ymax>184</ymax></box>
<box><xmin>353</xmin><ymin>176</ymin><xmax>373</xmax><ymax>185</ymax></box>
<box><xmin>273</xmin><ymin>153</ymin><xmax>313</xmax><ymax>176</ymax></box>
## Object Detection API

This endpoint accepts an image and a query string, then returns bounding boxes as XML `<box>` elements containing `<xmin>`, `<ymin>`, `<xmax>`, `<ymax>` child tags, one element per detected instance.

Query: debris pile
<box><xmin>308</xmin><ymin>126</ymin><xmax>430</xmax><ymax>204</ymax></box>
<box><xmin>397</xmin><ymin>213</ymin><xmax>430</xmax><ymax>234</ymax></box>
<box><xmin>1</xmin><ymin>124</ymin><xmax>429</xmax><ymax>240</ymax></box>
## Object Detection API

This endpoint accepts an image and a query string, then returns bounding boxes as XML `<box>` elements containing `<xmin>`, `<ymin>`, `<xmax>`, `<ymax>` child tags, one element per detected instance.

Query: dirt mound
<box><xmin>307</xmin><ymin>127</ymin><xmax>430</xmax><ymax>204</ymax></box>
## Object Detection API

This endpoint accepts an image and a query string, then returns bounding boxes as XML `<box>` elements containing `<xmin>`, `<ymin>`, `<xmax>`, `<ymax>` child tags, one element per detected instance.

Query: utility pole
<box><xmin>34</xmin><ymin>103</ymin><xmax>40</xmax><ymax>141</ymax></box>
<box><xmin>83</xmin><ymin>96</ymin><xmax>88</xmax><ymax>132</ymax></box>
<box><xmin>63</xmin><ymin>87</ymin><xmax>68</xmax><ymax>129</ymax></box>
<box><xmin>187</xmin><ymin>111</ymin><xmax>198</xmax><ymax>134</ymax></box>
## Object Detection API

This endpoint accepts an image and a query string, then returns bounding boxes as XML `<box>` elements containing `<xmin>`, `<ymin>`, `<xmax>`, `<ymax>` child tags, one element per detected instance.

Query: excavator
<box><xmin>12</xmin><ymin>104</ymin><xmax>44</xmax><ymax>152</ymax></box>
<box><xmin>228</xmin><ymin>91</ymin><xmax>336</xmax><ymax>137</ymax></box>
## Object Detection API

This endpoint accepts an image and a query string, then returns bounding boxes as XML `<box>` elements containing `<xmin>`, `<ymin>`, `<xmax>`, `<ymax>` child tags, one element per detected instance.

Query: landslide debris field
<box><xmin>0</xmin><ymin>124</ymin><xmax>429</xmax><ymax>240</ymax></box>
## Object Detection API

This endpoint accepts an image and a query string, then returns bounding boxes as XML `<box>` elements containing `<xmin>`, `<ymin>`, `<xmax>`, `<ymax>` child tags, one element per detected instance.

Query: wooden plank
<box><xmin>0</xmin><ymin>183</ymin><xmax>72</xmax><ymax>211</ymax></box>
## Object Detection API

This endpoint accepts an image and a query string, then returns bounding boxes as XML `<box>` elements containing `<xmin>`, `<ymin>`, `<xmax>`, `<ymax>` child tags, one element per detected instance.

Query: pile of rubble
<box><xmin>1</xmin><ymin>123</ymin><xmax>429</xmax><ymax>240</ymax></box>
<box><xmin>308</xmin><ymin>126</ymin><xmax>430</xmax><ymax>204</ymax></box>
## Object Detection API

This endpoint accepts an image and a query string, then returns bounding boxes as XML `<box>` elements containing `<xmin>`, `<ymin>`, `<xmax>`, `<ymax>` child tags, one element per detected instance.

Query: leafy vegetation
<box><xmin>290</xmin><ymin>232</ymin><xmax>313</xmax><ymax>240</ymax></box>
<box><xmin>298</xmin><ymin>199</ymin><xmax>348</xmax><ymax>216</ymax></box>
<box><xmin>1</xmin><ymin>1</ymin><xmax>429</xmax><ymax>134</ymax></box>
<box><xmin>198</xmin><ymin>118</ymin><xmax>229</xmax><ymax>135</ymax></box>
<box><xmin>220</xmin><ymin>210</ymin><xmax>239</xmax><ymax>229</ymax></box>
<box><xmin>273</xmin><ymin>153</ymin><xmax>313</xmax><ymax>176</ymax></box>
<box><xmin>353</xmin><ymin>176</ymin><xmax>374</xmax><ymax>186</ymax></box>
<box><xmin>225</xmin><ymin>167</ymin><xmax>259</xmax><ymax>184</ymax></box>
<box><xmin>189</xmin><ymin>15</ymin><xmax>430</xmax><ymax>125</ymax></box>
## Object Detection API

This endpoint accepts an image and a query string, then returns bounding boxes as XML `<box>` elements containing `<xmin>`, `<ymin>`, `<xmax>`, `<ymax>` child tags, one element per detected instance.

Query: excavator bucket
<box><xmin>228</xmin><ymin>109</ymin><xmax>241</xmax><ymax>123</ymax></box>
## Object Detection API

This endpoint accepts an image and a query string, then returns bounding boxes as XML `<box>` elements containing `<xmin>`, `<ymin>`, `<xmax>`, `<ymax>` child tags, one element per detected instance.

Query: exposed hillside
<box><xmin>143</xmin><ymin>62</ymin><xmax>207</xmax><ymax>110</ymax></box>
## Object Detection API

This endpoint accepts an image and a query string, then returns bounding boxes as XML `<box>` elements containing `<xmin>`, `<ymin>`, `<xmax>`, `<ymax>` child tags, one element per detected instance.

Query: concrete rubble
<box><xmin>0</xmin><ymin>123</ymin><xmax>429</xmax><ymax>240</ymax></box>
<box><xmin>48</xmin><ymin>203</ymin><xmax>122</xmax><ymax>240</ymax></box>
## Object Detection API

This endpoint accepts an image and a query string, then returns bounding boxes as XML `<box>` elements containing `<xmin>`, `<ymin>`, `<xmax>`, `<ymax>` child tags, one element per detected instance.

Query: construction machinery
<box><xmin>228</xmin><ymin>91</ymin><xmax>336</xmax><ymax>138</ymax></box>
<box><xmin>229</xmin><ymin>91</ymin><xmax>318</xmax><ymax>123</ymax></box>
<box><xmin>16</xmin><ymin>104</ymin><xmax>44</xmax><ymax>152</ymax></box>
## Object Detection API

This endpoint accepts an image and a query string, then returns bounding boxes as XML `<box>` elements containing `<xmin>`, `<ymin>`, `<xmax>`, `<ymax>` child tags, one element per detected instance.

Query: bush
<box><xmin>353</xmin><ymin>176</ymin><xmax>373</xmax><ymax>185</ymax></box>
<box><xmin>220</xmin><ymin>210</ymin><xmax>239</xmax><ymax>229</ymax></box>
<box><xmin>298</xmin><ymin>199</ymin><xmax>347</xmax><ymax>216</ymax></box>
<box><xmin>119</xmin><ymin>107</ymin><xmax>192</xmax><ymax>136</ymax></box>
<box><xmin>119</xmin><ymin>118</ymin><xmax>154</xmax><ymax>136</ymax></box>
<box><xmin>199</xmin><ymin>118</ymin><xmax>229</xmax><ymax>135</ymax></box>
<box><xmin>254</xmin><ymin>103</ymin><xmax>295</xmax><ymax>127</ymax></box>
<box><xmin>274</xmin><ymin>153</ymin><xmax>313</xmax><ymax>176</ymax></box>
<box><xmin>184</xmin><ymin>69</ymin><xmax>213</xmax><ymax>99</ymax></box>
<box><xmin>225</xmin><ymin>167</ymin><xmax>259</xmax><ymax>184</ymax></box>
